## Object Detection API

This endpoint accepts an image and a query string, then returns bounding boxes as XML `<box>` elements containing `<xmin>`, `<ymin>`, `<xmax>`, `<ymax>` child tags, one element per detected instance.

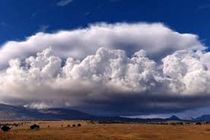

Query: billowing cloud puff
<box><xmin>0</xmin><ymin>22</ymin><xmax>209</xmax><ymax>116</ymax></box>
<box><xmin>0</xmin><ymin>22</ymin><xmax>204</xmax><ymax>68</ymax></box>
<box><xmin>0</xmin><ymin>48</ymin><xmax>158</xmax><ymax>111</ymax></box>
<box><xmin>0</xmin><ymin>47</ymin><xmax>210</xmax><ymax>115</ymax></box>
<box><xmin>162</xmin><ymin>50</ymin><xmax>210</xmax><ymax>95</ymax></box>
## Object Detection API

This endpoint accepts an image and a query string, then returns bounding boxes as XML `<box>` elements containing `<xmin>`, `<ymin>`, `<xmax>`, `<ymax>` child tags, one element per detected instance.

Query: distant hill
<box><xmin>0</xmin><ymin>104</ymin><xmax>94</xmax><ymax>120</ymax></box>
<box><xmin>0</xmin><ymin>104</ymin><xmax>181</xmax><ymax>121</ymax></box>
<box><xmin>94</xmin><ymin>115</ymin><xmax>183</xmax><ymax>123</ymax></box>
<box><xmin>165</xmin><ymin>115</ymin><xmax>181</xmax><ymax>121</ymax></box>
<box><xmin>195</xmin><ymin>114</ymin><xmax>210</xmax><ymax>121</ymax></box>
<box><xmin>0</xmin><ymin>103</ymin><xmax>209</xmax><ymax>122</ymax></box>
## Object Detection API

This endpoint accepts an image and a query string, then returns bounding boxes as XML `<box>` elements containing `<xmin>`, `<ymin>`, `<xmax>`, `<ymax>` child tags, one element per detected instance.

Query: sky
<box><xmin>1</xmin><ymin>0</ymin><xmax>210</xmax><ymax>118</ymax></box>
<box><xmin>1</xmin><ymin>0</ymin><xmax>210</xmax><ymax>47</ymax></box>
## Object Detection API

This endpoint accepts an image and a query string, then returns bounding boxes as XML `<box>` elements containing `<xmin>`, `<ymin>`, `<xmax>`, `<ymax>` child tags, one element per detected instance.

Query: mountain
<box><xmin>96</xmin><ymin>115</ymin><xmax>183</xmax><ymax>124</ymax></box>
<box><xmin>195</xmin><ymin>114</ymin><xmax>210</xmax><ymax>121</ymax></box>
<box><xmin>0</xmin><ymin>104</ymin><xmax>201</xmax><ymax>122</ymax></box>
<box><xmin>0</xmin><ymin>104</ymin><xmax>94</xmax><ymax>120</ymax></box>
<box><xmin>165</xmin><ymin>115</ymin><xmax>181</xmax><ymax>121</ymax></box>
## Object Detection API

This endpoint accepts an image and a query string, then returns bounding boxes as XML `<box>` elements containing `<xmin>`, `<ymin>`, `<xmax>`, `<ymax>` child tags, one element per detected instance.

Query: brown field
<box><xmin>0</xmin><ymin>121</ymin><xmax>210</xmax><ymax>140</ymax></box>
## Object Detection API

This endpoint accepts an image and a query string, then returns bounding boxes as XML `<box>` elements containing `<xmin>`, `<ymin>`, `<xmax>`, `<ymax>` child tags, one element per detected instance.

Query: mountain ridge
<box><xmin>0</xmin><ymin>104</ymin><xmax>209</xmax><ymax>122</ymax></box>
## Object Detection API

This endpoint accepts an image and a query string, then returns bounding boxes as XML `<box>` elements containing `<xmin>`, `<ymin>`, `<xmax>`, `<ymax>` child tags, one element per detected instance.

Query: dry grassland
<box><xmin>0</xmin><ymin>121</ymin><xmax>210</xmax><ymax>140</ymax></box>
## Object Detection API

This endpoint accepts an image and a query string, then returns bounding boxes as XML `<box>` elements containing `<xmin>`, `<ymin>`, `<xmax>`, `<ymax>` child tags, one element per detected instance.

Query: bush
<box><xmin>30</xmin><ymin>124</ymin><xmax>40</xmax><ymax>130</ymax></box>
<box><xmin>77</xmin><ymin>123</ymin><xmax>81</xmax><ymax>127</ymax></box>
<box><xmin>195</xmin><ymin>122</ymin><xmax>202</xmax><ymax>125</ymax></box>
<box><xmin>1</xmin><ymin>125</ymin><xmax>11</xmax><ymax>132</ymax></box>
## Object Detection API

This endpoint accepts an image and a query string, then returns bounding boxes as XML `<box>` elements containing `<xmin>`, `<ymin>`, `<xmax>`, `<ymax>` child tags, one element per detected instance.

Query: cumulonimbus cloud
<box><xmin>0</xmin><ymin>22</ymin><xmax>209</xmax><ymax>115</ymax></box>
<box><xmin>0</xmin><ymin>22</ymin><xmax>204</xmax><ymax>68</ymax></box>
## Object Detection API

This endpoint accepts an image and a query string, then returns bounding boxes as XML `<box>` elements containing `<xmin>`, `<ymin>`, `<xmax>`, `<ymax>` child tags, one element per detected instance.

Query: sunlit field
<box><xmin>0</xmin><ymin>121</ymin><xmax>210</xmax><ymax>140</ymax></box>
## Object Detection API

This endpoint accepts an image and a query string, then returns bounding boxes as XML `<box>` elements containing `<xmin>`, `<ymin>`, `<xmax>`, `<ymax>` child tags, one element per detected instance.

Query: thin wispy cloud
<box><xmin>57</xmin><ymin>0</ymin><xmax>73</xmax><ymax>6</ymax></box>
<box><xmin>0</xmin><ymin>22</ymin><xmax>7</xmax><ymax>27</ymax></box>
<box><xmin>197</xmin><ymin>3</ymin><xmax>210</xmax><ymax>11</ymax></box>
<box><xmin>38</xmin><ymin>25</ymin><xmax>49</xmax><ymax>32</ymax></box>
<box><xmin>0</xmin><ymin>22</ymin><xmax>11</xmax><ymax>29</ymax></box>
<box><xmin>109</xmin><ymin>0</ymin><xmax>121</xmax><ymax>2</ymax></box>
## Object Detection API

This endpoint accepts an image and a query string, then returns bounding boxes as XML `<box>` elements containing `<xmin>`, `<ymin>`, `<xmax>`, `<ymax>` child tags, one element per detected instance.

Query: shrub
<box><xmin>195</xmin><ymin>122</ymin><xmax>202</xmax><ymax>125</ymax></box>
<box><xmin>1</xmin><ymin>125</ymin><xmax>11</xmax><ymax>132</ymax></box>
<box><xmin>30</xmin><ymin>124</ymin><xmax>40</xmax><ymax>130</ymax></box>
<box><xmin>77</xmin><ymin>123</ymin><xmax>81</xmax><ymax>127</ymax></box>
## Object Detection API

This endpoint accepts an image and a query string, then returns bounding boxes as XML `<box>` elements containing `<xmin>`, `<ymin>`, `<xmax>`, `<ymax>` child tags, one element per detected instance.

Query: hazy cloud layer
<box><xmin>0</xmin><ymin>22</ymin><xmax>209</xmax><ymax>115</ymax></box>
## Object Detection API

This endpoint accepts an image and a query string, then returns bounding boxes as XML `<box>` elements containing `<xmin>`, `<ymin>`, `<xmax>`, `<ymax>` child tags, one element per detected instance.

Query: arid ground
<box><xmin>0</xmin><ymin>121</ymin><xmax>210</xmax><ymax>140</ymax></box>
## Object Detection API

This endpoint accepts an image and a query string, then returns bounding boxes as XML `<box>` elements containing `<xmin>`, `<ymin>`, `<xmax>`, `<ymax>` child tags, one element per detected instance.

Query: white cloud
<box><xmin>162</xmin><ymin>50</ymin><xmax>210</xmax><ymax>95</ymax></box>
<box><xmin>0</xmin><ymin>48</ymin><xmax>157</xmax><ymax>105</ymax></box>
<box><xmin>0</xmin><ymin>47</ymin><xmax>210</xmax><ymax>115</ymax></box>
<box><xmin>0</xmin><ymin>22</ymin><xmax>209</xmax><ymax>115</ymax></box>
<box><xmin>200</xmin><ymin>51</ymin><xmax>210</xmax><ymax>68</ymax></box>
<box><xmin>0</xmin><ymin>22</ymin><xmax>204</xmax><ymax>68</ymax></box>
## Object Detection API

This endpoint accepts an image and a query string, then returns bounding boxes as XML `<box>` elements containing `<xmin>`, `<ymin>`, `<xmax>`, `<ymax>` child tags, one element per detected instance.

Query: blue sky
<box><xmin>1</xmin><ymin>0</ymin><xmax>210</xmax><ymax>118</ymax></box>
<box><xmin>1</xmin><ymin>0</ymin><xmax>210</xmax><ymax>47</ymax></box>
